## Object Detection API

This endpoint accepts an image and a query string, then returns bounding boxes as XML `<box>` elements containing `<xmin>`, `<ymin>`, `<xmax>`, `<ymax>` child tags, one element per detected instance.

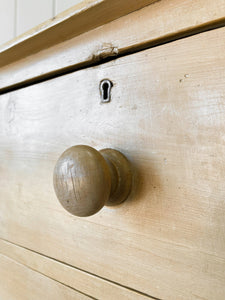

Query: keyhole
<box><xmin>102</xmin><ymin>82</ymin><xmax>109</xmax><ymax>100</ymax></box>
<box><xmin>100</xmin><ymin>79</ymin><xmax>113</xmax><ymax>103</ymax></box>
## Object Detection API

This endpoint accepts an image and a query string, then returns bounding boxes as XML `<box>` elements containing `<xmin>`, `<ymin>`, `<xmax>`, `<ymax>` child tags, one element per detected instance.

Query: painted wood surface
<box><xmin>16</xmin><ymin>0</ymin><xmax>53</xmax><ymax>36</ymax></box>
<box><xmin>0</xmin><ymin>0</ymin><xmax>15</xmax><ymax>45</ymax></box>
<box><xmin>1</xmin><ymin>0</ymin><xmax>225</xmax><ymax>92</ymax></box>
<box><xmin>0</xmin><ymin>0</ymin><xmax>84</xmax><ymax>45</ymax></box>
<box><xmin>0</xmin><ymin>239</ymin><xmax>151</xmax><ymax>300</ymax></box>
<box><xmin>0</xmin><ymin>0</ymin><xmax>156</xmax><ymax>65</ymax></box>
<box><xmin>55</xmin><ymin>0</ymin><xmax>84</xmax><ymax>15</ymax></box>
<box><xmin>0</xmin><ymin>254</ymin><xmax>91</xmax><ymax>300</ymax></box>
<box><xmin>0</xmin><ymin>26</ymin><xmax>225</xmax><ymax>299</ymax></box>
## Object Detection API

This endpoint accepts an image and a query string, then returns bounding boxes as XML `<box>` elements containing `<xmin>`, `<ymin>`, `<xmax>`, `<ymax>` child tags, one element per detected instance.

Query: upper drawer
<box><xmin>1</xmin><ymin>0</ymin><xmax>225</xmax><ymax>92</ymax></box>
<box><xmin>0</xmin><ymin>26</ymin><xmax>225</xmax><ymax>300</ymax></box>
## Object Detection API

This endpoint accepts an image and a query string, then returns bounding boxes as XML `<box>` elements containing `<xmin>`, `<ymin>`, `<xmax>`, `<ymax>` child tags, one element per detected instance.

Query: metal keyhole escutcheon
<box><xmin>100</xmin><ymin>79</ymin><xmax>113</xmax><ymax>103</ymax></box>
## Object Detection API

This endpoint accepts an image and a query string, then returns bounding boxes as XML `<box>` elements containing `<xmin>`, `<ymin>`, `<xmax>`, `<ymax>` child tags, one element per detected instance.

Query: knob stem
<box><xmin>100</xmin><ymin>149</ymin><xmax>132</xmax><ymax>206</ymax></box>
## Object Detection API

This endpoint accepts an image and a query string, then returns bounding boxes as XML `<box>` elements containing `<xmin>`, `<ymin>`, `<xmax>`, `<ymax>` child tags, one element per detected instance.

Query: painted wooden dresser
<box><xmin>0</xmin><ymin>1</ymin><xmax>225</xmax><ymax>299</ymax></box>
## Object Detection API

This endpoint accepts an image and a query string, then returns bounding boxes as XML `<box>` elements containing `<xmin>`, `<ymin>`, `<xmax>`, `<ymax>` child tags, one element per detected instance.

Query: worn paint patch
<box><xmin>90</xmin><ymin>43</ymin><xmax>119</xmax><ymax>62</ymax></box>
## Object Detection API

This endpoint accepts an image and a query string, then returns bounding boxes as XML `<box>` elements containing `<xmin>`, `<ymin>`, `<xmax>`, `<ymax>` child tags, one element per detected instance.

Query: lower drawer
<box><xmin>0</xmin><ymin>253</ymin><xmax>89</xmax><ymax>300</ymax></box>
<box><xmin>0</xmin><ymin>26</ymin><xmax>225</xmax><ymax>299</ymax></box>
<box><xmin>0</xmin><ymin>239</ymin><xmax>148</xmax><ymax>300</ymax></box>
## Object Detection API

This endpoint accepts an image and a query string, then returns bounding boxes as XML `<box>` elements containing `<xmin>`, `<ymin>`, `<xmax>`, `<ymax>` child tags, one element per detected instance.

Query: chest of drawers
<box><xmin>0</xmin><ymin>1</ymin><xmax>225</xmax><ymax>299</ymax></box>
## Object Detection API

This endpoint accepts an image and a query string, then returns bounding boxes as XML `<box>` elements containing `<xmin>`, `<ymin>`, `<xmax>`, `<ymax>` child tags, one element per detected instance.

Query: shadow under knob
<box><xmin>53</xmin><ymin>145</ymin><xmax>132</xmax><ymax>217</ymax></box>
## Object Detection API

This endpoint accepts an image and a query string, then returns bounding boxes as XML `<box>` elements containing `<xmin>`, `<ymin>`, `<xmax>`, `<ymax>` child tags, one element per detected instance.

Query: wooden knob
<box><xmin>53</xmin><ymin>145</ymin><xmax>132</xmax><ymax>217</ymax></box>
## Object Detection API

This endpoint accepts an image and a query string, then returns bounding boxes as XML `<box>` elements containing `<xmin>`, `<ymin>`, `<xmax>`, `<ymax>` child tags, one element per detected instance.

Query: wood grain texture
<box><xmin>1</xmin><ymin>0</ymin><xmax>225</xmax><ymax>92</ymax></box>
<box><xmin>0</xmin><ymin>27</ymin><xmax>225</xmax><ymax>299</ymax></box>
<box><xmin>0</xmin><ymin>238</ymin><xmax>151</xmax><ymax>300</ymax></box>
<box><xmin>0</xmin><ymin>254</ymin><xmax>90</xmax><ymax>300</ymax></box>
<box><xmin>53</xmin><ymin>146</ymin><xmax>132</xmax><ymax>216</ymax></box>
<box><xmin>54</xmin><ymin>145</ymin><xmax>110</xmax><ymax>217</ymax></box>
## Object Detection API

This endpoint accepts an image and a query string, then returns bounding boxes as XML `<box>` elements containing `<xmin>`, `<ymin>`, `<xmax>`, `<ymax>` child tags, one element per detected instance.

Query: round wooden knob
<box><xmin>53</xmin><ymin>145</ymin><xmax>132</xmax><ymax>217</ymax></box>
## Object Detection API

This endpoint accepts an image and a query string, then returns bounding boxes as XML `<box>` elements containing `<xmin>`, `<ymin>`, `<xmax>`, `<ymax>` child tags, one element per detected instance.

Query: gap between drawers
<box><xmin>0</xmin><ymin>237</ymin><xmax>161</xmax><ymax>300</ymax></box>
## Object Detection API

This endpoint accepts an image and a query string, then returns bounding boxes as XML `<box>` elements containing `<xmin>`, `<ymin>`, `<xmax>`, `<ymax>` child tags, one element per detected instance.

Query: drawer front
<box><xmin>0</xmin><ymin>254</ymin><xmax>90</xmax><ymax>300</ymax></box>
<box><xmin>0</xmin><ymin>26</ymin><xmax>225</xmax><ymax>299</ymax></box>
<box><xmin>0</xmin><ymin>239</ymin><xmax>150</xmax><ymax>300</ymax></box>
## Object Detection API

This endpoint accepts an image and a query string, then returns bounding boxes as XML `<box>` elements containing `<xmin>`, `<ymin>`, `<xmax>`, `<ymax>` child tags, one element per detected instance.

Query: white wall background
<box><xmin>0</xmin><ymin>0</ymin><xmax>83</xmax><ymax>45</ymax></box>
